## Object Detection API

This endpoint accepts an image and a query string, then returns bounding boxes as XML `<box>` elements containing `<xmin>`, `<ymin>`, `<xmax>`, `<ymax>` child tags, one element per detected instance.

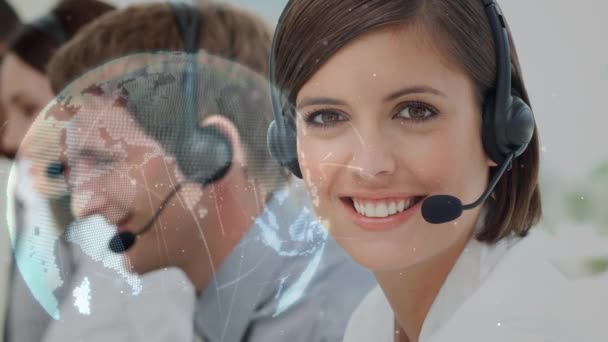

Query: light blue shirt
<box><xmin>195</xmin><ymin>181</ymin><xmax>376</xmax><ymax>342</ymax></box>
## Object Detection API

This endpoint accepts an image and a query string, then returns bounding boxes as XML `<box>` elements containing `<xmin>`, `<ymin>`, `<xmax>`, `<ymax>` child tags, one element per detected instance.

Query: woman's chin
<box><xmin>336</xmin><ymin>237</ymin><xmax>430</xmax><ymax>272</ymax></box>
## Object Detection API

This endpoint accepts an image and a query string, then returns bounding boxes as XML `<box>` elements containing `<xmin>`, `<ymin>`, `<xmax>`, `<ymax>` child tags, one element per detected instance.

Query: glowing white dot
<box><xmin>541</xmin><ymin>146</ymin><xmax>547</xmax><ymax>152</ymax></box>
<box><xmin>497</xmin><ymin>322</ymin><xmax>502</xmax><ymax>327</ymax></box>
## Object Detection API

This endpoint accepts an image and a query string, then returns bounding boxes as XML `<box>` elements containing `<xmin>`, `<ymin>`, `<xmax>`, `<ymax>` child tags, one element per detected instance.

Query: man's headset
<box><xmin>30</xmin><ymin>12</ymin><xmax>69</xmax><ymax>45</ymax></box>
<box><xmin>267</xmin><ymin>0</ymin><xmax>535</xmax><ymax>224</ymax></box>
<box><xmin>109</xmin><ymin>2</ymin><xmax>233</xmax><ymax>253</ymax></box>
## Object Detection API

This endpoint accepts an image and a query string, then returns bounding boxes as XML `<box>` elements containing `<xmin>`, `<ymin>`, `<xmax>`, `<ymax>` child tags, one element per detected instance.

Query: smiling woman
<box><xmin>269</xmin><ymin>0</ymin><xmax>605</xmax><ymax>341</ymax></box>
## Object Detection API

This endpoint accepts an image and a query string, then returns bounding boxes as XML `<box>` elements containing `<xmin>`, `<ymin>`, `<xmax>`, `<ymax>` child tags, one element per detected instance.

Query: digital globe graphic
<box><xmin>5</xmin><ymin>51</ymin><xmax>329</xmax><ymax>322</ymax></box>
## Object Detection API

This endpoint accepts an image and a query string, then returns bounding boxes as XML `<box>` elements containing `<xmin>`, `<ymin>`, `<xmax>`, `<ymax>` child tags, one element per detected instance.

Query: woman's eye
<box><xmin>397</xmin><ymin>102</ymin><xmax>437</xmax><ymax>121</ymax></box>
<box><xmin>306</xmin><ymin>110</ymin><xmax>347</xmax><ymax>126</ymax></box>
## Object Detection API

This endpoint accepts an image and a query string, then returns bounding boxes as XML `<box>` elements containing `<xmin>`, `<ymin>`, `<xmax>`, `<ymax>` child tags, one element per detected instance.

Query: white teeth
<box><xmin>353</xmin><ymin>198</ymin><xmax>417</xmax><ymax>218</ymax></box>
<box><xmin>397</xmin><ymin>200</ymin><xmax>405</xmax><ymax>212</ymax></box>
<box><xmin>376</xmin><ymin>203</ymin><xmax>388</xmax><ymax>217</ymax></box>
<box><xmin>388</xmin><ymin>202</ymin><xmax>397</xmax><ymax>215</ymax></box>
<box><xmin>365</xmin><ymin>202</ymin><xmax>374</xmax><ymax>216</ymax></box>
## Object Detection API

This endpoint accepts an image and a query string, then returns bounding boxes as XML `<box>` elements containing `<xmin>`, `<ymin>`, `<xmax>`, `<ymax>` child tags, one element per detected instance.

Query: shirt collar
<box><xmin>419</xmin><ymin>209</ymin><xmax>521</xmax><ymax>341</ymax></box>
<box><xmin>193</xmin><ymin>182</ymin><xmax>318</xmax><ymax>341</ymax></box>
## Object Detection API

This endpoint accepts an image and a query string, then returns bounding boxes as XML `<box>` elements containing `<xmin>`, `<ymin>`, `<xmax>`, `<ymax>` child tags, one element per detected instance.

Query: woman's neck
<box><xmin>375</xmin><ymin>232</ymin><xmax>471</xmax><ymax>342</ymax></box>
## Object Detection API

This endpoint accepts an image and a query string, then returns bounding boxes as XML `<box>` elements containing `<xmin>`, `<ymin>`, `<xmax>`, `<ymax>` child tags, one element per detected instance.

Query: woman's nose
<box><xmin>350</xmin><ymin>135</ymin><xmax>397</xmax><ymax>184</ymax></box>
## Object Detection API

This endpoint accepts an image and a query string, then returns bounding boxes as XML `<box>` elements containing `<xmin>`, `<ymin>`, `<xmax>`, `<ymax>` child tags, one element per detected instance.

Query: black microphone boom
<box><xmin>109</xmin><ymin>231</ymin><xmax>136</xmax><ymax>253</ymax></box>
<box><xmin>421</xmin><ymin>153</ymin><xmax>514</xmax><ymax>224</ymax></box>
<box><xmin>108</xmin><ymin>182</ymin><xmax>184</xmax><ymax>253</ymax></box>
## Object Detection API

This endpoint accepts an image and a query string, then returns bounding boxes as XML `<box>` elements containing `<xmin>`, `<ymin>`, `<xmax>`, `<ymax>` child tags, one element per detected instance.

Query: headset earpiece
<box><xmin>267</xmin><ymin>117</ymin><xmax>301</xmax><ymax>178</ymax></box>
<box><xmin>176</xmin><ymin>124</ymin><xmax>233</xmax><ymax>185</ymax></box>
<box><xmin>505</xmin><ymin>94</ymin><xmax>535</xmax><ymax>157</ymax></box>
<box><xmin>169</xmin><ymin>2</ymin><xmax>233</xmax><ymax>185</ymax></box>
<box><xmin>482</xmin><ymin>92</ymin><xmax>534</xmax><ymax>165</ymax></box>
<box><xmin>481</xmin><ymin>0</ymin><xmax>536</xmax><ymax>166</ymax></box>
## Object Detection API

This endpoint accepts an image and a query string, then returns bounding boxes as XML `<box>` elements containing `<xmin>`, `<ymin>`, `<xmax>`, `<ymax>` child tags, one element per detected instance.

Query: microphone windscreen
<box><xmin>109</xmin><ymin>231</ymin><xmax>136</xmax><ymax>253</ymax></box>
<box><xmin>421</xmin><ymin>195</ymin><xmax>463</xmax><ymax>224</ymax></box>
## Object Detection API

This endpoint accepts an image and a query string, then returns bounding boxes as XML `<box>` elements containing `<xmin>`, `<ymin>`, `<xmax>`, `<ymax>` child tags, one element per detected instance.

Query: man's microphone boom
<box><xmin>108</xmin><ymin>183</ymin><xmax>184</xmax><ymax>253</ymax></box>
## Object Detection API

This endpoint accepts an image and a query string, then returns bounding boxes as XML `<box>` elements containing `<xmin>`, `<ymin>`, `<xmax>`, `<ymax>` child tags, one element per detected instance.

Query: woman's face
<box><xmin>0</xmin><ymin>52</ymin><xmax>54</xmax><ymax>158</ymax></box>
<box><xmin>295</xmin><ymin>27</ymin><xmax>493</xmax><ymax>271</ymax></box>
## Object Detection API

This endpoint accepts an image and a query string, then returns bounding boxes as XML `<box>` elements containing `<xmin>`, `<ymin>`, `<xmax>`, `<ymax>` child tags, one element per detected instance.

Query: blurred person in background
<box><xmin>0</xmin><ymin>1</ymin><xmax>115</xmax><ymax>342</ymax></box>
<box><xmin>43</xmin><ymin>2</ymin><xmax>375</xmax><ymax>341</ymax></box>
<box><xmin>3</xmin><ymin>1</ymin><xmax>203</xmax><ymax>341</ymax></box>
<box><xmin>0</xmin><ymin>1</ymin><xmax>21</xmax><ymax>338</ymax></box>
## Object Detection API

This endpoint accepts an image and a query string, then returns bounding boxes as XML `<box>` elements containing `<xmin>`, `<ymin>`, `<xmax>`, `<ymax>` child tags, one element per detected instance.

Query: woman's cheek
<box><xmin>298</xmin><ymin>144</ymin><xmax>323</xmax><ymax>209</ymax></box>
<box><xmin>402</xmin><ymin>134</ymin><xmax>456</xmax><ymax>192</ymax></box>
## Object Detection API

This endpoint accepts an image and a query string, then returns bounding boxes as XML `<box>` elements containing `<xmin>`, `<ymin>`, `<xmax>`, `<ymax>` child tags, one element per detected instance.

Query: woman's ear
<box><xmin>200</xmin><ymin>114</ymin><xmax>246</xmax><ymax>168</ymax></box>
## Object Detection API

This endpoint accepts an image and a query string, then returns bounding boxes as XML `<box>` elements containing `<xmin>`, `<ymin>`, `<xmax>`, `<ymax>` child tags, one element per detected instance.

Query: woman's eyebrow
<box><xmin>296</xmin><ymin>97</ymin><xmax>347</xmax><ymax>111</ymax></box>
<box><xmin>383</xmin><ymin>85</ymin><xmax>446</xmax><ymax>102</ymax></box>
<box><xmin>296</xmin><ymin>85</ymin><xmax>446</xmax><ymax>110</ymax></box>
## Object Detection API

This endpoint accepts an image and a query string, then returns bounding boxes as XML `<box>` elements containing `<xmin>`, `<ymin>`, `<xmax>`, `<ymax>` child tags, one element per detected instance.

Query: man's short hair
<box><xmin>0</xmin><ymin>0</ymin><xmax>20</xmax><ymax>39</ymax></box>
<box><xmin>48</xmin><ymin>2</ymin><xmax>287</xmax><ymax>194</ymax></box>
<box><xmin>48</xmin><ymin>2</ymin><xmax>271</xmax><ymax>93</ymax></box>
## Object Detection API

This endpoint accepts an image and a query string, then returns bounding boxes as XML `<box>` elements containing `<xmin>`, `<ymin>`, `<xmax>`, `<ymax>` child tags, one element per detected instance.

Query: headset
<box><xmin>30</xmin><ymin>12</ymin><xmax>69</xmax><ymax>45</ymax></box>
<box><xmin>109</xmin><ymin>2</ymin><xmax>233</xmax><ymax>253</ymax></box>
<box><xmin>267</xmin><ymin>0</ymin><xmax>535</xmax><ymax>224</ymax></box>
<box><xmin>169</xmin><ymin>1</ymin><xmax>233</xmax><ymax>186</ymax></box>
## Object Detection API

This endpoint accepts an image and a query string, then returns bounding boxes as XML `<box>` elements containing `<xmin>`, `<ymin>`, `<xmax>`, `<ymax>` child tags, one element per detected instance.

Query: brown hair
<box><xmin>7</xmin><ymin>0</ymin><xmax>114</xmax><ymax>73</ymax></box>
<box><xmin>272</xmin><ymin>0</ymin><xmax>542</xmax><ymax>243</ymax></box>
<box><xmin>48</xmin><ymin>2</ymin><xmax>286</xmax><ymax>194</ymax></box>
<box><xmin>48</xmin><ymin>2</ymin><xmax>271</xmax><ymax>93</ymax></box>
<box><xmin>0</xmin><ymin>0</ymin><xmax>20</xmax><ymax>39</ymax></box>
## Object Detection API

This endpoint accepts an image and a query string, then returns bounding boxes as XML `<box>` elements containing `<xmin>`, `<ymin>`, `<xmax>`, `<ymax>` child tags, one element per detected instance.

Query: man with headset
<box><xmin>41</xmin><ymin>2</ymin><xmax>375</xmax><ymax>341</ymax></box>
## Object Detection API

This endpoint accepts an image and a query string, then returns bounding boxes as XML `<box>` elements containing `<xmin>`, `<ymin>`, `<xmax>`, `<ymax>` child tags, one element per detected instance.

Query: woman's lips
<box><xmin>340</xmin><ymin>197</ymin><xmax>424</xmax><ymax>232</ymax></box>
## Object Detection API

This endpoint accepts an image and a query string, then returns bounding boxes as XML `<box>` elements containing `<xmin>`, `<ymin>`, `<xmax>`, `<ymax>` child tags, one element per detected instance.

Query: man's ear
<box><xmin>201</xmin><ymin>114</ymin><xmax>246</xmax><ymax>168</ymax></box>
<box><xmin>486</xmin><ymin>156</ymin><xmax>498</xmax><ymax>167</ymax></box>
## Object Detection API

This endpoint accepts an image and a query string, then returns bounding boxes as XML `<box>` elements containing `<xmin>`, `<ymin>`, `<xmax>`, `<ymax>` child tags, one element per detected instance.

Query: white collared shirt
<box><xmin>343</xmin><ymin>228</ymin><xmax>608</xmax><ymax>342</ymax></box>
